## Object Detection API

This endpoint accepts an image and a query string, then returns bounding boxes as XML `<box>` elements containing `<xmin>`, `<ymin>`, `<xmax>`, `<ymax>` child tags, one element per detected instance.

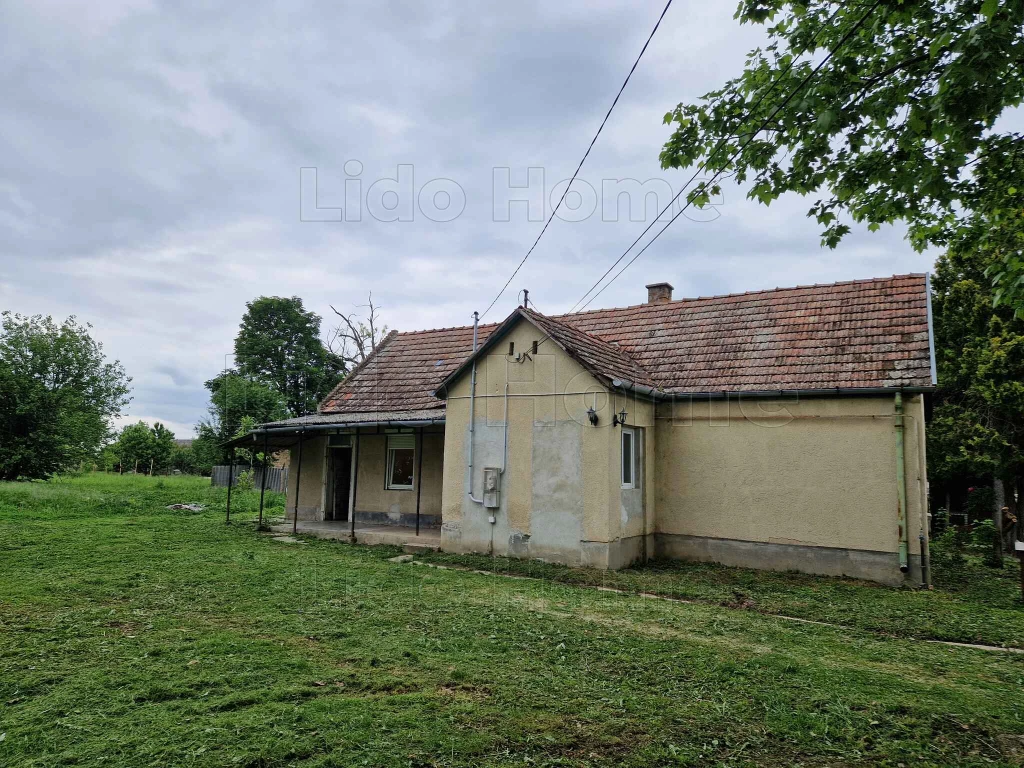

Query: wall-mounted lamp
<box><xmin>586</xmin><ymin>407</ymin><xmax>599</xmax><ymax>426</ymax></box>
<box><xmin>612</xmin><ymin>408</ymin><xmax>628</xmax><ymax>427</ymax></box>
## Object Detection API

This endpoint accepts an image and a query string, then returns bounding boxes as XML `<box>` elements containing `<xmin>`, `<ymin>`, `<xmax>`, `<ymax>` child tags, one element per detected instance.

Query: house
<box><xmin>231</xmin><ymin>274</ymin><xmax>935</xmax><ymax>586</ymax></box>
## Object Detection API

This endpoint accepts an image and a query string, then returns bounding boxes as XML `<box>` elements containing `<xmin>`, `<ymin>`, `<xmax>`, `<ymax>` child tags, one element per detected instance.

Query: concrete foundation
<box><xmin>655</xmin><ymin>532</ymin><xmax>924</xmax><ymax>586</ymax></box>
<box><xmin>581</xmin><ymin>534</ymin><xmax>654</xmax><ymax>569</ymax></box>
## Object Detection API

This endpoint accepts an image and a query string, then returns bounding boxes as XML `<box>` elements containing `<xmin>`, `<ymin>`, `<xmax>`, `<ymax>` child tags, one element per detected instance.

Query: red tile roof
<box><xmin>319</xmin><ymin>322</ymin><xmax>498</xmax><ymax>415</ymax></box>
<box><xmin>319</xmin><ymin>274</ymin><xmax>933</xmax><ymax>415</ymax></box>
<box><xmin>564</xmin><ymin>273</ymin><xmax>933</xmax><ymax>393</ymax></box>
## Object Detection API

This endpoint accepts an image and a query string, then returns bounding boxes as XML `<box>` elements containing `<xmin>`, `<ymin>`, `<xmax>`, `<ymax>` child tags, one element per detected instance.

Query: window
<box><xmin>621</xmin><ymin>427</ymin><xmax>636</xmax><ymax>489</ymax></box>
<box><xmin>386</xmin><ymin>435</ymin><xmax>415</xmax><ymax>490</ymax></box>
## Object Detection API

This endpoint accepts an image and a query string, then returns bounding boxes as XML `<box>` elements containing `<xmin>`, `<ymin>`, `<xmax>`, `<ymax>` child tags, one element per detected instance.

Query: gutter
<box><xmin>610</xmin><ymin>378</ymin><xmax>663</xmax><ymax>401</ymax></box>
<box><xmin>611</xmin><ymin>380</ymin><xmax>935</xmax><ymax>401</ymax></box>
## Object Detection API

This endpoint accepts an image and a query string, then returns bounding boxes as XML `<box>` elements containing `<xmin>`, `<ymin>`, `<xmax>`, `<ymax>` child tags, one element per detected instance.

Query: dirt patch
<box><xmin>103</xmin><ymin>620</ymin><xmax>143</xmax><ymax>636</ymax></box>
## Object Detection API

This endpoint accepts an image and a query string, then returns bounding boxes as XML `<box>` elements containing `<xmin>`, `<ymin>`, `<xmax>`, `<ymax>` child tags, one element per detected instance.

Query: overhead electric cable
<box><xmin>569</xmin><ymin>2</ymin><xmax>876</xmax><ymax>313</ymax></box>
<box><xmin>479</xmin><ymin>0</ymin><xmax>676</xmax><ymax>320</ymax></box>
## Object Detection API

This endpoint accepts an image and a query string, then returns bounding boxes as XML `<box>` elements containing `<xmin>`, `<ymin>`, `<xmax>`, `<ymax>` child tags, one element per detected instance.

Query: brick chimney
<box><xmin>646</xmin><ymin>282</ymin><xmax>674</xmax><ymax>304</ymax></box>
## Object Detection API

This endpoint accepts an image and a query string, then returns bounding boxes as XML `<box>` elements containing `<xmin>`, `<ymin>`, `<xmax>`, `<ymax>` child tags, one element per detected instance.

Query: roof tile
<box><xmin>319</xmin><ymin>274</ymin><xmax>932</xmax><ymax>414</ymax></box>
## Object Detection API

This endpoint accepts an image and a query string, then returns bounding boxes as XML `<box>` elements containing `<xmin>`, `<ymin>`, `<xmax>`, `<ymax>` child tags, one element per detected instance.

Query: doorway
<box><xmin>328</xmin><ymin>447</ymin><xmax>352</xmax><ymax>522</ymax></box>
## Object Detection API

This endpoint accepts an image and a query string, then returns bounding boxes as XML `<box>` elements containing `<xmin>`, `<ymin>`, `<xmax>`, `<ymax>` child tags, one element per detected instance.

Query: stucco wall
<box><xmin>441</xmin><ymin>318</ymin><xmax>641</xmax><ymax>566</ymax></box>
<box><xmin>653</xmin><ymin>394</ymin><xmax>929</xmax><ymax>583</ymax></box>
<box><xmin>285</xmin><ymin>435</ymin><xmax>327</xmax><ymax>520</ymax></box>
<box><xmin>353</xmin><ymin>429</ymin><xmax>444</xmax><ymax>522</ymax></box>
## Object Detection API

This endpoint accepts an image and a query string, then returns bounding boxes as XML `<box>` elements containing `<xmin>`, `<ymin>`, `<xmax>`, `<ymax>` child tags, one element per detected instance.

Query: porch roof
<box><xmin>221</xmin><ymin>409</ymin><xmax>445</xmax><ymax>449</ymax></box>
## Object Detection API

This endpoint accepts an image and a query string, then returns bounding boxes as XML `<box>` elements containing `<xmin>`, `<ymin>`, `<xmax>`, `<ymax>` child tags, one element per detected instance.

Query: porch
<box><xmin>269</xmin><ymin>520</ymin><xmax>441</xmax><ymax>550</ymax></box>
<box><xmin>222</xmin><ymin>410</ymin><xmax>447</xmax><ymax>536</ymax></box>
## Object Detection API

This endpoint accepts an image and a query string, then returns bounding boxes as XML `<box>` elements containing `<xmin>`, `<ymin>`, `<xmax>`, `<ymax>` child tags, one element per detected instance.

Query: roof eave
<box><xmin>221</xmin><ymin>415</ymin><xmax>447</xmax><ymax>449</ymax></box>
<box><xmin>625</xmin><ymin>384</ymin><xmax>936</xmax><ymax>401</ymax></box>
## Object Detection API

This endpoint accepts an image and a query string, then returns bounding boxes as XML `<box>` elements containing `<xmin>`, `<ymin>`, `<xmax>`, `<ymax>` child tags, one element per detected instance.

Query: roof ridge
<box><xmin>559</xmin><ymin>273</ymin><xmax>927</xmax><ymax>317</ymax></box>
<box><xmin>393</xmin><ymin>320</ymin><xmax>502</xmax><ymax>336</ymax></box>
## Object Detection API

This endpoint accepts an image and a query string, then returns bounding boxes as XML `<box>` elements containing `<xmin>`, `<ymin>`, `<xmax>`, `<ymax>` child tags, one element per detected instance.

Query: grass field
<box><xmin>2</xmin><ymin>474</ymin><xmax>1024</xmax><ymax>767</ymax></box>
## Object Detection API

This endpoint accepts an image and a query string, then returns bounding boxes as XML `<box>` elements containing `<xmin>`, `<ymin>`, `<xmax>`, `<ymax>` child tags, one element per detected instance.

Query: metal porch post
<box><xmin>225</xmin><ymin>448</ymin><xmax>235</xmax><ymax>525</ymax></box>
<box><xmin>350</xmin><ymin>429</ymin><xmax>360</xmax><ymax>542</ymax></box>
<box><xmin>258</xmin><ymin>432</ymin><xmax>269</xmax><ymax>530</ymax></box>
<box><xmin>292</xmin><ymin>429</ymin><xmax>304</xmax><ymax>535</ymax></box>
<box><xmin>415</xmin><ymin>428</ymin><xmax>424</xmax><ymax>536</ymax></box>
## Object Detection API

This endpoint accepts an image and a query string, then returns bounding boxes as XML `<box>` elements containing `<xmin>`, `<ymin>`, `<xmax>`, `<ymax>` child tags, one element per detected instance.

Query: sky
<box><xmin>0</xmin><ymin>0</ymin><xmax>937</xmax><ymax>438</ymax></box>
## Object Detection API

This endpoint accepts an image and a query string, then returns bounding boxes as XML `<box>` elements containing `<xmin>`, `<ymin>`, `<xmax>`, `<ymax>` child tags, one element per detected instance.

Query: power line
<box><xmin>479</xmin><ymin>0</ymin><xmax>676</xmax><ymax>320</ymax></box>
<box><xmin>569</xmin><ymin>2</ymin><xmax>877</xmax><ymax>314</ymax></box>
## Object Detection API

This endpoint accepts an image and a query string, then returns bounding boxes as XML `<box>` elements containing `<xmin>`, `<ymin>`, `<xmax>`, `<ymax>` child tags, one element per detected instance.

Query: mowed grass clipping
<box><xmin>0</xmin><ymin>474</ymin><xmax>1022</xmax><ymax>767</ymax></box>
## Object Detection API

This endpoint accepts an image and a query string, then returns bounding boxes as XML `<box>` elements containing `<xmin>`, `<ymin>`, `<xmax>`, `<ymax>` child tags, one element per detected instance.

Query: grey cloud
<box><xmin>1</xmin><ymin>0</ymin><xmax>934</xmax><ymax>432</ymax></box>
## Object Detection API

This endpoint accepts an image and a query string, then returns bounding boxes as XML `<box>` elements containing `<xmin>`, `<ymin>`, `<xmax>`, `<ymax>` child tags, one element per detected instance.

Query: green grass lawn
<box><xmin>2</xmin><ymin>474</ymin><xmax>1023</xmax><ymax>767</ymax></box>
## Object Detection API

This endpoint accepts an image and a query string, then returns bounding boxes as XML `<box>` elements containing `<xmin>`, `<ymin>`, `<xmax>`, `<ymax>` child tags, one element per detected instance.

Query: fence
<box><xmin>211</xmin><ymin>465</ymin><xmax>289</xmax><ymax>494</ymax></box>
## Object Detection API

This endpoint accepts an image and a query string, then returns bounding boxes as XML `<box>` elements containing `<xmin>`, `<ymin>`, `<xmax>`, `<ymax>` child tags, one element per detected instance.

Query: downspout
<box><xmin>895</xmin><ymin>392</ymin><xmax>909</xmax><ymax>574</ymax></box>
<box><xmin>468</xmin><ymin>311</ymin><xmax>484</xmax><ymax>504</ymax></box>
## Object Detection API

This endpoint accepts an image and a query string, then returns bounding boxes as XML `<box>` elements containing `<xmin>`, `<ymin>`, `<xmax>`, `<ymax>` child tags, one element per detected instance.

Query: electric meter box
<box><xmin>483</xmin><ymin>467</ymin><xmax>501</xmax><ymax>509</ymax></box>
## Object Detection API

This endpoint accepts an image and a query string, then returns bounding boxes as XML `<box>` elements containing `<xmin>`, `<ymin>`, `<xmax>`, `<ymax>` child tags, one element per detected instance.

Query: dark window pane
<box><xmin>389</xmin><ymin>448</ymin><xmax>415</xmax><ymax>488</ymax></box>
<box><xmin>622</xmin><ymin>431</ymin><xmax>633</xmax><ymax>486</ymax></box>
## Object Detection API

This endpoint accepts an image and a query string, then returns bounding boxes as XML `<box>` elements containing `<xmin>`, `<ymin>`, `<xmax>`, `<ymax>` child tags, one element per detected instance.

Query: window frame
<box><xmin>385</xmin><ymin>435</ymin><xmax>416</xmax><ymax>491</ymax></box>
<box><xmin>621</xmin><ymin>427</ymin><xmax>636</xmax><ymax>489</ymax></box>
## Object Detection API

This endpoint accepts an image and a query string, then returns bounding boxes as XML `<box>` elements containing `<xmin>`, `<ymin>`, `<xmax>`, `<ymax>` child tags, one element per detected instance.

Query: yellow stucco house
<box><xmin>236</xmin><ymin>274</ymin><xmax>936</xmax><ymax>586</ymax></box>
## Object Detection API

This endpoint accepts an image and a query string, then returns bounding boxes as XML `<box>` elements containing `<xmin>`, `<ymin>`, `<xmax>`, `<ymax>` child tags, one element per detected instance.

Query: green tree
<box><xmin>234</xmin><ymin>296</ymin><xmax>344</xmax><ymax>415</ymax></box>
<box><xmin>929</xmin><ymin>230</ymin><xmax>1024</xmax><ymax>557</ymax></box>
<box><xmin>150</xmin><ymin>422</ymin><xmax>176</xmax><ymax>472</ymax></box>
<box><xmin>203</xmin><ymin>372</ymin><xmax>289</xmax><ymax>441</ymax></box>
<box><xmin>116</xmin><ymin>421</ymin><xmax>155</xmax><ymax>473</ymax></box>
<box><xmin>169</xmin><ymin>442</ymin><xmax>199</xmax><ymax>475</ymax></box>
<box><xmin>99</xmin><ymin>442</ymin><xmax>121</xmax><ymax>472</ymax></box>
<box><xmin>0</xmin><ymin>313</ymin><xmax>131</xmax><ymax>480</ymax></box>
<box><xmin>660</xmin><ymin>1</ymin><xmax>1024</xmax><ymax>313</ymax></box>
<box><xmin>190</xmin><ymin>423</ymin><xmax>224</xmax><ymax>476</ymax></box>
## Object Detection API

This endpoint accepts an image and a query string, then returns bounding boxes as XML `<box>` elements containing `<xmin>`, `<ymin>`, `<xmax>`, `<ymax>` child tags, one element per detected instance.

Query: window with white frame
<box><xmin>621</xmin><ymin>427</ymin><xmax>637</xmax><ymax>489</ymax></box>
<box><xmin>386</xmin><ymin>434</ymin><xmax>415</xmax><ymax>490</ymax></box>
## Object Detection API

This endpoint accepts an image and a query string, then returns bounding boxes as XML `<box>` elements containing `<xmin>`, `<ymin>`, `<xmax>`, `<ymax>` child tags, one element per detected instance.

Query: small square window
<box><xmin>621</xmin><ymin>427</ymin><xmax>635</xmax><ymax>489</ymax></box>
<box><xmin>386</xmin><ymin>435</ymin><xmax>415</xmax><ymax>490</ymax></box>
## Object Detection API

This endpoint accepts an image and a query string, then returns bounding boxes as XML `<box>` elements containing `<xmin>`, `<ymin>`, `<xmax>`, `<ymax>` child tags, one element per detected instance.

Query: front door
<box><xmin>330</xmin><ymin>448</ymin><xmax>352</xmax><ymax>521</ymax></box>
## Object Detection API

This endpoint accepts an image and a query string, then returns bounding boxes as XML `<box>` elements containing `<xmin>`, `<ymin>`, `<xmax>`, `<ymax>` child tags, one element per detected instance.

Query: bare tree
<box><xmin>328</xmin><ymin>293</ymin><xmax>389</xmax><ymax>369</ymax></box>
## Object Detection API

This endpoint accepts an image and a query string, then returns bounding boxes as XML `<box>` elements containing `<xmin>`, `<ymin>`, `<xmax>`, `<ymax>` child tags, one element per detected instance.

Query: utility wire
<box><xmin>479</xmin><ymin>0</ymin><xmax>675</xmax><ymax>320</ymax></box>
<box><xmin>569</xmin><ymin>1</ymin><xmax>874</xmax><ymax>314</ymax></box>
